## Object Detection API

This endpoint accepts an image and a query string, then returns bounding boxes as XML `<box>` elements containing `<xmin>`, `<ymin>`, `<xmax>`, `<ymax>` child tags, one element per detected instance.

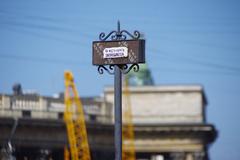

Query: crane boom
<box><xmin>122</xmin><ymin>76</ymin><xmax>136</xmax><ymax>160</ymax></box>
<box><xmin>64</xmin><ymin>71</ymin><xmax>91</xmax><ymax>160</ymax></box>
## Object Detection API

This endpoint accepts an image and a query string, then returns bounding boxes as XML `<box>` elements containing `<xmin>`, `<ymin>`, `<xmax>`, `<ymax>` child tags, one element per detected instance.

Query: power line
<box><xmin>0</xmin><ymin>20</ymin><xmax>94</xmax><ymax>40</ymax></box>
<box><xmin>149</xmin><ymin>66</ymin><xmax>240</xmax><ymax>77</ymax></box>
<box><xmin>0</xmin><ymin>52</ymin><xmax>240</xmax><ymax>77</ymax></box>
<box><xmin>148</xmin><ymin>47</ymin><xmax>240</xmax><ymax>74</ymax></box>
<box><xmin>151</xmin><ymin>35</ymin><xmax>240</xmax><ymax>52</ymax></box>
<box><xmin>1</xmin><ymin>9</ymin><xmax>240</xmax><ymax>51</ymax></box>
<box><xmin>0</xmin><ymin>53</ymin><xmax>89</xmax><ymax>66</ymax></box>
<box><xmin>0</xmin><ymin>9</ymin><xmax>109</xmax><ymax>33</ymax></box>
<box><xmin>1</xmin><ymin>8</ymin><xmax>240</xmax><ymax>76</ymax></box>
<box><xmin>0</xmin><ymin>25</ymin><xmax>85</xmax><ymax>46</ymax></box>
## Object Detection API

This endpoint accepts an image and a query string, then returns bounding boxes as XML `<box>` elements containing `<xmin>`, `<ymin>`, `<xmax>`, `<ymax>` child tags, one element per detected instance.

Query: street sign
<box><xmin>92</xmin><ymin>39</ymin><xmax>145</xmax><ymax>65</ymax></box>
<box><xmin>92</xmin><ymin>21</ymin><xmax>145</xmax><ymax>160</ymax></box>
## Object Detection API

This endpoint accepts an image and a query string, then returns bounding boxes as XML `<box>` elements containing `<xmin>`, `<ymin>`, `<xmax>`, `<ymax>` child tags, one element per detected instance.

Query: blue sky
<box><xmin>1</xmin><ymin>0</ymin><xmax>240</xmax><ymax>159</ymax></box>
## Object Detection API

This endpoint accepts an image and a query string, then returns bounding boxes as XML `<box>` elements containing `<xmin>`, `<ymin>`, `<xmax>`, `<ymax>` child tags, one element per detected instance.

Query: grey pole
<box><xmin>94</xmin><ymin>21</ymin><xmax>142</xmax><ymax>160</ymax></box>
<box><xmin>114</xmin><ymin>65</ymin><xmax>122</xmax><ymax>160</ymax></box>
<box><xmin>114</xmin><ymin>20</ymin><xmax>122</xmax><ymax>160</ymax></box>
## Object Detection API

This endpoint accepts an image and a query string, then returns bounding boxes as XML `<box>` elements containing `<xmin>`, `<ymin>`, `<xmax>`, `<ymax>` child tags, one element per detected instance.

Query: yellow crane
<box><xmin>122</xmin><ymin>76</ymin><xmax>136</xmax><ymax>160</ymax></box>
<box><xmin>64</xmin><ymin>71</ymin><xmax>91</xmax><ymax>160</ymax></box>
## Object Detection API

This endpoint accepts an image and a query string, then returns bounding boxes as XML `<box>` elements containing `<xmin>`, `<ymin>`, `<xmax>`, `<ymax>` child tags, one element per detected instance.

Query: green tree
<box><xmin>127</xmin><ymin>64</ymin><xmax>154</xmax><ymax>86</ymax></box>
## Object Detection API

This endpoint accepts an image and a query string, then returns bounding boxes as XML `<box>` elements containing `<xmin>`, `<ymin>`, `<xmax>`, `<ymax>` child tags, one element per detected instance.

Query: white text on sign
<box><xmin>103</xmin><ymin>47</ymin><xmax>128</xmax><ymax>59</ymax></box>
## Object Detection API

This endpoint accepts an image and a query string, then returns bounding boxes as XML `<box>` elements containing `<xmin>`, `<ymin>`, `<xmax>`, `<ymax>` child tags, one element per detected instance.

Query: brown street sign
<box><xmin>92</xmin><ymin>39</ymin><xmax>145</xmax><ymax>65</ymax></box>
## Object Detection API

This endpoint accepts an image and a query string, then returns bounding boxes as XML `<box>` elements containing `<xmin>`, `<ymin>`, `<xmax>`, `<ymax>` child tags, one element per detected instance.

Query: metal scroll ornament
<box><xmin>98</xmin><ymin>65</ymin><xmax>115</xmax><ymax>75</ymax></box>
<box><xmin>99</xmin><ymin>30</ymin><xmax>141</xmax><ymax>41</ymax></box>
<box><xmin>97</xmin><ymin>64</ymin><xmax>140</xmax><ymax>75</ymax></box>
<box><xmin>120</xmin><ymin>64</ymin><xmax>139</xmax><ymax>74</ymax></box>
<box><xmin>97</xmin><ymin>21</ymin><xmax>140</xmax><ymax>75</ymax></box>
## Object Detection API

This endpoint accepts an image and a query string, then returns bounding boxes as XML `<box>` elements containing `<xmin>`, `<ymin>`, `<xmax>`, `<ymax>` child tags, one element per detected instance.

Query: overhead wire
<box><xmin>0</xmin><ymin>19</ymin><xmax>94</xmax><ymax>41</ymax></box>
<box><xmin>151</xmin><ymin>35</ymin><xmax>240</xmax><ymax>53</ymax></box>
<box><xmin>148</xmin><ymin>47</ymin><xmax>240</xmax><ymax>74</ymax></box>
<box><xmin>149</xmin><ymin>65</ymin><xmax>240</xmax><ymax>77</ymax></box>
<box><xmin>0</xmin><ymin>8</ymin><xmax>108</xmax><ymax>34</ymax></box>
<box><xmin>0</xmin><ymin>25</ymin><xmax>84</xmax><ymax>46</ymax></box>
<box><xmin>0</xmin><ymin>53</ymin><xmax>89</xmax><ymax>66</ymax></box>
<box><xmin>1</xmin><ymin>9</ymin><xmax>240</xmax><ymax>77</ymax></box>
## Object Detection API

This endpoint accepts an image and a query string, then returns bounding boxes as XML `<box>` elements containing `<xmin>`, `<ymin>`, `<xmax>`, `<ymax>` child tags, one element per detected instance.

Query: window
<box><xmin>58</xmin><ymin>112</ymin><xmax>64</xmax><ymax>119</ymax></box>
<box><xmin>89</xmin><ymin>114</ymin><xmax>96</xmax><ymax>122</ymax></box>
<box><xmin>22</xmin><ymin>110</ymin><xmax>31</xmax><ymax>118</ymax></box>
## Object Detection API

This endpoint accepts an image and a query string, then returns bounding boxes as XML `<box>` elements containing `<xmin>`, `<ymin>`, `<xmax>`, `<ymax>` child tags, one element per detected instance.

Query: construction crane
<box><xmin>122</xmin><ymin>76</ymin><xmax>136</xmax><ymax>160</ymax></box>
<box><xmin>64</xmin><ymin>71</ymin><xmax>91</xmax><ymax>160</ymax></box>
<box><xmin>64</xmin><ymin>146</ymin><xmax>70</xmax><ymax>160</ymax></box>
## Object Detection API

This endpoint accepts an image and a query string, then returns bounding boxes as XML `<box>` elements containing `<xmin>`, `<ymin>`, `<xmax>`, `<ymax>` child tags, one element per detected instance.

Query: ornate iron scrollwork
<box><xmin>120</xmin><ymin>30</ymin><xmax>140</xmax><ymax>40</ymax></box>
<box><xmin>96</xmin><ymin>21</ymin><xmax>141</xmax><ymax>75</ymax></box>
<box><xmin>99</xmin><ymin>21</ymin><xmax>141</xmax><ymax>41</ymax></box>
<box><xmin>120</xmin><ymin>64</ymin><xmax>139</xmax><ymax>74</ymax></box>
<box><xmin>97</xmin><ymin>65</ymin><xmax>115</xmax><ymax>75</ymax></box>
<box><xmin>97</xmin><ymin>64</ymin><xmax>139</xmax><ymax>75</ymax></box>
<box><xmin>99</xmin><ymin>31</ymin><xmax>117</xmax><ymax>41</ymax></box>
<box><xmin>99</xmin><ymin>30</ymin><xmax>140</xmax><ymax>41</ymax></box>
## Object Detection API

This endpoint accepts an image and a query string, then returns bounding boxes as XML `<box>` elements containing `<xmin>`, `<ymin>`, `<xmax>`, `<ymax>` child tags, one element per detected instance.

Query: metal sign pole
<box><xmin>114</xmin><ymin>65</ymin><xmax>122</xmax><ymax>160</ymax></box>
<box><xmin>114</xmin><ymin>21</ymin><xmax>122</xmax><ymax>160</ymax></box>
<box><xmin>92</xmin><ymin>21</ymin><xmax>145</xmax><ymax>160</ymax></box>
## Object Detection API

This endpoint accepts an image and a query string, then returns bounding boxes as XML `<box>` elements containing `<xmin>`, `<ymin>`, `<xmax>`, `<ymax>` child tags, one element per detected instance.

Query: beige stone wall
<box><xmin>0</xmin><ymin>85</ymin><xmax>206</xmax><ymax>124</ymax></box>
<box><xmin>104</xmin><ymin>85</ymin><xmax>205</xmax><ymax>124</ymax></box>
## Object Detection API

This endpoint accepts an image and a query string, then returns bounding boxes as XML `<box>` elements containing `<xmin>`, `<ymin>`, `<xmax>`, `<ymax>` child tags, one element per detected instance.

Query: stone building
<box><xmin>105</xmin><ymin>85</ymin><xmax>217</xmax><ymax>160</ymax></box>
<box><xmin>0</xmin><ymin>84</ymin><xmax>217</xmax><ymax>160</ymax></box>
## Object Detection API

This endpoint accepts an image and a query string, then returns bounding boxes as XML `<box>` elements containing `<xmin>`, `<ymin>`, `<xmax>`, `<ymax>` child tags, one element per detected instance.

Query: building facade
<box><xmin>0</xmin><ymin>85</ymin><xmax>217</xmax><ymax>160</ymax></box>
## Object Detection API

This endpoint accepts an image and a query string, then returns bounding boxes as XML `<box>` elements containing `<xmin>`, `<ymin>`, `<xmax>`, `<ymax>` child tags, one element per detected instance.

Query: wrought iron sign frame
<box><xmin>95</xmin><ymin>21</ymin><xmax>143</xmax><ymax>75</ymax></box>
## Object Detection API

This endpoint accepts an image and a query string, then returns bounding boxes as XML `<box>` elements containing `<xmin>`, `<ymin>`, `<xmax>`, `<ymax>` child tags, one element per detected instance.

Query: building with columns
<box><xmin>105</xmin><ymin>85</ymin><xmax>217</xmax><ymax>160</ymax></box>
<box><xmin>0</xmin><ymin>83</ymin><xmax>217</xmax><ymax>160</ymax></box>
